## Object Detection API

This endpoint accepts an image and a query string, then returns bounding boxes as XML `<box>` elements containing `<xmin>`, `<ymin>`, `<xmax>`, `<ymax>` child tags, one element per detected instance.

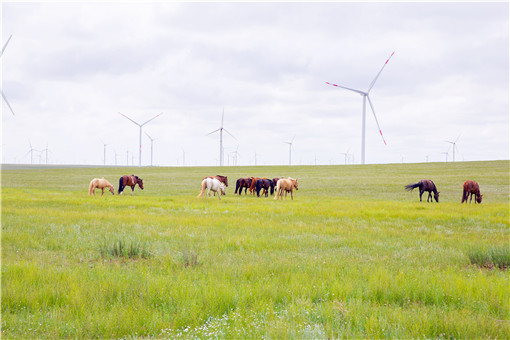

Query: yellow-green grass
<box><xmin>1</xmin><ymin>161</ymin><xmax>509</xmax><ymax>338</ymax></box>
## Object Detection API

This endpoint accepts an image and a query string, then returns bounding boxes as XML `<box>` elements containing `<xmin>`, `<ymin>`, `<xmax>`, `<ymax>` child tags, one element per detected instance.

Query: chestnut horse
<box><xmin>462</xmin><ymin>180</ymin><xmax>483</xmax><ymax>203</ymax></box>
<box><xmin>89</xmin><ymin>177</ymin><xmax>114</xmax><ymax>196</ymax></box>
<box><xmin>274</xmin><ymin>177</ymin><xmax>299</xmax><ymax>200</ymax></box>
<box><xmin>405</xmin><ymin>179</ymin><xmax>439</xmax><ymax>202</ymax></box>
<box><xmin>118</xmin><ymin>174</ymin><xmax>144</xmax><ymax>195</ymax></box>
<box><xmin>235</xmin><ymin>178</ymin><xmax>253</xmax><ymax>195</ymax></box>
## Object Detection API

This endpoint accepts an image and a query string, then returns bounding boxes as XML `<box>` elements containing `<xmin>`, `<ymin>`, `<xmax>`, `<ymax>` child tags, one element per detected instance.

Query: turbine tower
<box><xmin>118</xmin><ymin>112</ymin><xmax>162</xmax><ymax>167</ymax></box>
<box><xmin>1</xmin><ymin>34</ymin><xmax>15</xmax><ymax>115</ymax></box>
<box><xmin>145</xmin><ymin>132</ymin><xmax>157</xmax><ymax>167</ymax></box>
<box><xmin>284</xmin><ymin>135</ymin><xmax>295</xmax><ymax>166</ymax></box>
<box><xmin>445</xmin><ymin>134</ymin><xmax>461</xmax><ymax>162</ymax></box>
<box><xmin>101</xmin><ymin>140</ymin><xmax>109</xmax><ymax>166</ymax></box>
<box><xmin>206</xmin><ymin>109</ymin><xmax>236</xmax><ymax>166</ymax></box>
<box><xmin>326</xmin><ymin>51</ymin><xmax>395</xmax><ymax>164</ymax></box>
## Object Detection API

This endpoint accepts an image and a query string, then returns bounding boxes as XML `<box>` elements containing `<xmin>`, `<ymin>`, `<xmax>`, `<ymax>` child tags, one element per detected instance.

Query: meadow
<box><xmin>1</xmin><ymin>160</ymin><xmax>509</xmax><ymax>339</ymax></box>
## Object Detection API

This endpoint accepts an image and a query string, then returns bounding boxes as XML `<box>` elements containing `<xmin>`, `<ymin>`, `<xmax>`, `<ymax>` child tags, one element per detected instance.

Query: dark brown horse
<box><xmin>405</xmin><ymin>179</ymin><xmax>439</xmax><ymax>202</ymax></box>
<box><xmin>462</xmin><ymin>180</ymin><xmax>482</xmax><ymax>204</ymax></box>
<box><xmin>255</xmin><ymin>178</ymin><xmax>275</xmax><ymax>197</ymax></box>
<box><xmin>235</xmin><ymin>178</ymin><xmax>254</xmax><ymax>195</ymax></box>
<box><xmin>118</xmin><ymin>175</ymin><xmax>144</xmax><ymax>195</ymax></box>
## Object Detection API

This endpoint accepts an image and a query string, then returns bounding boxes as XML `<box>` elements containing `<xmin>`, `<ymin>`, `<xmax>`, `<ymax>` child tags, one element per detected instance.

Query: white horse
<box><xmin>274</xmin><ymin>177</ymin><xmax>298</xmax><ymax>200</ymax></box>
<box><xmin>89</xmin><ymin>177</ymin><xmax>115</xmax><ymax>196</ymax></box>
<box><xmin>197</xmin><ymin>177</ymin><xmax>226</xmax><ymax>200</ymax></box>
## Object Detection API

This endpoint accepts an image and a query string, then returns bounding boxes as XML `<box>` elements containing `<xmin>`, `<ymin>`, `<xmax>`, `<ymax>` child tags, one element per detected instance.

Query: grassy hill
<box><xmin>1</xmin><ymin>161</ymin><xmax>509</xmax><ymax>338</ymax></box>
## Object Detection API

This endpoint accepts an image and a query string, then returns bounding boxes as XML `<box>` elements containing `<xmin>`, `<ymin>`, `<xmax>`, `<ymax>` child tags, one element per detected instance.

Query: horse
<box><xmin>274</xmin><ymin>177</ymin><xmax>299</xmax><ymax>200</ymax></box>
<box><xmin>235</xmin><ymin>178</ymin><xmax>254</xmax><ymax>195</ymax></box>
<box><xmin>249</xmin><ymin>177</ymin><xmax>259</xmax><ymax>195</ymax></box>
<box><xmin>255</xmin><ymin>178</ymin><xmax>275</xmax><ymax>197</ymax></box>
<box><xmin>462</xmin><ymin>180</ymin><xmax>483</xmax><ymax>204</ymax></box>
<box><xmin>89</xmin><ymin>177</ymin><xmax>115</xmax><ymax>196</ymax></box>
<box><xmin>197</xmin><ymin>177</ymin><xmax>226</xmax><ymax>200</ymax></box>
<box><xmin>405</xmin><ymin>179</ymin><xmax>439</xmax><ymax>202</ymax></box>
<box><xmin>118</xmin><ymin>174</ymin><xmax>144</xmax><ymax>195</ymax></box>
<box><xmin>203</xmin><ymin>175</ymin><xmax>228</xmax><ymax>187</ymax></box>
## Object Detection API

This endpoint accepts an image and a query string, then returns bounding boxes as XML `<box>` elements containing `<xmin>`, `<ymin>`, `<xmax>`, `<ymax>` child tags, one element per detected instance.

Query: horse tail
<box><xmin>118</xmin><ymin>177</ymin><xmax>124</xmax><ymax>194</ymax></box>
<box><xmin>235</xmin><ymin>179</ymin><xmax>240</xmax><ymax>195</ymax></box>
<box><xmin>198</xmin><ymin>179</ymin><xmax>207</xmax><ymax>198</ymax></box>
<box><xmin>270</xmin><ymin>181</ymin><xmax>275</xmax><ymax>195</ymax></box>
<box><xmin>88</xmin><ymin>180</ymin><xmax>94</xmax><ymax>196</ymax></box>
<box><xmin>405</xmin><ymin>182</ymin><xmax>420</xmax><ymax>192</ymax></box>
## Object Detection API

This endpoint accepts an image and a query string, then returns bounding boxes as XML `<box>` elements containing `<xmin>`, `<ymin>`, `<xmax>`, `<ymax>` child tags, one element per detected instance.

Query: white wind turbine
<box><xmin>284</xmin><ymin>135</ymin><xmax>295</xmax><ymax>166</ymax></box>
<box><xmin>206</xmin><ymin>109</ymin><xmax>236</xmax><ymax>166</ymax></box>
<box><xmin>445</xmin><ymin>134</ymin><xmax>461</xmax><ymax>162</ymax></box>
<box><xmin>326</xmin><ymin>51</ymin><xmax>395</xmax><ymax>164</ymax></box>
<box><xmin>1</xmin><ymin>34</ymin><xmax>15</xmax><ymax>116</ymax></box>
<box><xmin>24</xmin><ymin>140</ymin><xmax>38</xmax><ymax>164</ymax></box>
<box><xmin>118</xmin><ymin>112</ymin><xmax>163</xmax><ymax>167</ymax></box>
<box><xmin>101</xmin><ymin>140</ymin><xmax>109</xmax><ymax>166</ymax></box>
<box><xmin>340</xmin><ymin>148</ymin><xmax>350</xmax><ymax>165</ymax></box>
<box><xmin>145</xmin><ymin>132</ymin><xmax>157</xmax><ymax>167</ymax></box>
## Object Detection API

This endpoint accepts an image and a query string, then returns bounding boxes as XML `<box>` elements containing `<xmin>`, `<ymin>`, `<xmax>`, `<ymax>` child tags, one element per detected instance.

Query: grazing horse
<box><xmin>89</xmin><ymin>177</ymin><xmax>115</xmax><ymax>196</ymax></box>
<box><xmin>274</xmin><ymin>177</ymin><xmax>299</xmax><ymax>200</ymax></box>
<box><xmin>203</xmin><ymin>175</ymin><xmax>228</xmax><ymax>187</ymax></box>
<box><xmin>405</xmin><ymin>179</ymin><xmax>439</xmax><ymax>202</ymax></box>
<box><xmin>197</xmin><ymin>177</ymin><xmax>226</xmax><ymax>200</ymax></box>
<box><xmin>462</xmin><ymin>180</ymin><xmax>483</xmax><ymax>204</ymax></box>
<box><xmin>235</xmin><ymin>178</ymin><xmax>254</xmax><ymax>195</ymax></box>
<box><xmin>118</xmin><ymin>175</ymin><xmax>144</xmax><ymax>195</ymax></box>
<box><xmin>255</xmin><ymin>178</ymin><xmax>275</xmax><ymax>197</ymax></box>
<box><xmin>249</xmin><ymin>177</ymin><xmax>259</xmax><ymax>195</ymax></box>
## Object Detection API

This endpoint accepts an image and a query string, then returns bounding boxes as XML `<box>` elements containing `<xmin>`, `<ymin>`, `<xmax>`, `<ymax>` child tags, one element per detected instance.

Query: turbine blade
<box><xmin>118</xmin><ymin>112</ymin><xmax>140</xmax><ymax>126</ymax></box>
<box><xmin>141</xmin><ymin>112</ymin><xmax>163</xmax><ymax>126</ymax></box>
<box><xmin>367</xmin><ymin>95</ymin><xmax>387</xmax><ymax>145</ymax></box>
<box><xmin>1</xmin><ymin>34</ymin><xmax>12</xmax><ymax>57</ymax></box>
<box><xmin>454</xmin><ymin>133</ymin><xmax>462</xmax><ymax>143</ymax></box>
<box><xmin>367</xmin><ymin>51</ymin><xmax>395</xmax><ymax>93</ymax></box>
<box><xmin>325</xmin><ymin>82</ymin><xmax>366</xmax><ymax>95</ymax></box>
<box><xmin>2</xmin><ymin>91</ymin><xmax>15</xmax><ymax>115</ymax></box>
<box><xmin>206</xmin><ymin>128</ymin><xmax>221</xmax><ymax>136</ymax></box>
<box><xmin>223</xmin><ymin>128</ymin><xmax>237</xmax><ymax>141</ymax></box>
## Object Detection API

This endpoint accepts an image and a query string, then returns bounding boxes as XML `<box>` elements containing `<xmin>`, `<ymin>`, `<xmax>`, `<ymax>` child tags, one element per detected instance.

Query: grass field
<box><xmin>1</xmin><ymin>160</ymin><xmax>509</xmax><ymax>338</ymax></box>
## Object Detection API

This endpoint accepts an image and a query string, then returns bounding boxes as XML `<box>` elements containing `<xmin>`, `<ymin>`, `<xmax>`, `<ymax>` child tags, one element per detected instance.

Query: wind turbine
<box><xmin>206</xmin><ymin>109</ymin><xmax>236</xmax><ymax>166</ymax></box>
<box><xmin>24</xmin><ymin>140</ymin><xmax>38</xmax><ymax>164</ymax></box>
<box><xmin>326</xmin><ymin>51</ymin><xmax>395</xmax><ymax>164</ymax></box>
<box><xmin>118</xmin><ymin>112</ymin><xmax>163</xmax><ymax>167</ymax></box>
<box><xmin>441</xmin><ymin>151</ymin><xmax>449</xmax><ymax>163</ymax></box>
<box><xmin>340</xmin><ymin>148</ymin><xmax>350</xmax><ymax>165</ymax></box>
<box><xmin>1</xmin><ymin>34</ymin><xmax>15</xmax><ymax>116</ymax></box>
<box><xmin>445</xmin><ymin>134</ymin><xmax>461</xmax><ymax>162</ymax></box>
<box><xmin>145</xmin><ymin>132</ymin><xmax>157</xmax><ymax>167</ymax></box>
<box><xmin>101</xmin><ymin>140</ymin><xmax>109</xmax><ymax>166</ymax></box>
<box><xmin>284</xmin><ymin>135</ymin><xmax>295</xmax><ymax>166</ymax></box>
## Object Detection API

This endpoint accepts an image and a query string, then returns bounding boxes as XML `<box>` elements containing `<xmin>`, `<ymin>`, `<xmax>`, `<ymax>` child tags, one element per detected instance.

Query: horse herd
<box><xmin>89</xmin><ymin>174</ymin><xmax>483</xmax><ymax>204</ymax></box>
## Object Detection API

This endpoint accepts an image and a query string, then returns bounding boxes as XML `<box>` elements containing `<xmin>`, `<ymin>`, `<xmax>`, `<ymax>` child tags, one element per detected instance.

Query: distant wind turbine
<box><xmin>1</xmin><ymin>34</ymin><xmax>15</xmax><ymax>116</ymax></box>
<box><xmin>119</xmin><ymin>112</ymin><xmax>163</xmax><ymax>167</ymax></box>
<box><xmin>206</xmin><ymin>109</ymin><xmax>237</xmax><ymax>166</ymax></box>
<box><xmin>441</xmin><ymin>151</ymin><xmax>449</xmax><ymax>163</ymax></box>
<box><xmin>145</xmin><ymin>132</ymin><xmax>157</xmax><ymax>167</ymax></box>
<box><xmin>284</xmin><ymin>135</ymin><xmax>295</xmax><ymax>166</ymax></box>
<box><xmin>340</xmin><ymin>148</ymin><xmax>350</xmax><ymax>165</ymax></box>
<box><xmin>101</xmin><ymin>140</ymin><xmax>109</xmax><ymax>166</ymax></box>
<box><xmin>445</xmin><ymin>134</ymin><xmax>461</xmax><ymax>162</ymax></box>
<box><xmin>326</xmin><ymin>51</ymin><xmax>395</xmax><ymax>164</ymax></box>
<box><xmin>24</xmin><ymin>140</ymin><xmax>38</xmax><ymax>164</ymax></box>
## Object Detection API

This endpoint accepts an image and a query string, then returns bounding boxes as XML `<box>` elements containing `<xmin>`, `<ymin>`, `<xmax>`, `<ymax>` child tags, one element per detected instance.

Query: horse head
<box><xmin>137</xmin><ymin>177</ymin><xmax>144</xmax><ymax>190</ymax></box>
<box><xmin>434</xmin><ymin>191</ymin><xmax>439</xmax><ymax>202</ymax></box>
<box><xmin>220</xmin><ymin>184</ymin><xmax>226</xmax><ymax>196</ymax></box>
<box><xmin>476</xmin><ymin>194</ymin><xmax>483</xmax><ymax>204</ymax></box>
<box><xmin>291</xmin><ymin>178</ymin><xmax>298</xmax><ymax>190</ymax></box>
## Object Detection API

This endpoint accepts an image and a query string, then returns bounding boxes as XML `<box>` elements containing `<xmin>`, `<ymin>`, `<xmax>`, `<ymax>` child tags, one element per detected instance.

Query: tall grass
<box><xmin>1</xmin><ymin>161</ymin><xmax>509</xmax><ymax>338</ymax></box>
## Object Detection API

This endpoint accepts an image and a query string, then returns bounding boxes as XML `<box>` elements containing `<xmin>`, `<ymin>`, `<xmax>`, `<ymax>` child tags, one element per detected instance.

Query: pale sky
<box><xmin>1</xmin><ymin>2</ymin><xmax>508</xmax><ymax>166</ymax></box>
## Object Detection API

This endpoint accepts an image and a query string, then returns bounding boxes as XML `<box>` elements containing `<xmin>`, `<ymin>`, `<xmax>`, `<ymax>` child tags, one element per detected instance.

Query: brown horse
<box><xmin>89</xmin><ymin>177</ymin><xmax>114</xmax><ymax>196</ymax></box>
<box><xmin>235</xmin><ymin>178</ymin><xmax>254</xmax><ymax>195</ymax></box>
<box><xmin>462</xmin><ymin>180</ymin><xmax>483</xmax><ymax>204</ymax></box>
<box><xmin>249</xmin><ymin>177</ymin><xmax>259</xmax><ymax>195</ymax></box>
<box><xmin>274</xmin><ymin>177</ymin><xmax>298</xmax><ymax>200</ymax></box>
<box><xmin>118</xmin><ymin>174</ymin><xmax>144</xmax><ymax>195</ymax></box>
<box><xmin>405</xmin><ymin>179</ymin><xmax>439</xmax><ymax>202</ymax></box>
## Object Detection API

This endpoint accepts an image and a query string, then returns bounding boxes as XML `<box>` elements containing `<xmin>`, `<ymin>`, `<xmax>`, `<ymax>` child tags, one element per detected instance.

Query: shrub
<box><xmin>467</xmin><ymin>245</ymin><xmax>510</xmax><ymax>270</ymax></box>
<box><xmin>100</xmin><ymin>238</ymin><xmax>152</xmax><ymax>260</ymax></box>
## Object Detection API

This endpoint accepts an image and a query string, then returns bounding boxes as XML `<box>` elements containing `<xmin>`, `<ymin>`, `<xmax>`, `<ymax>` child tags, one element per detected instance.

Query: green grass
<box><xmin>1</xmin><ymin>161</ymin><xmax>509</xmax><ymax>338</ymax></box>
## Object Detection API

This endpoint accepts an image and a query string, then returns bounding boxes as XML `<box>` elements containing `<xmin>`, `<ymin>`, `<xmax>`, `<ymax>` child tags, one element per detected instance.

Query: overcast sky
<box><xmin>1</xmin><ymin>2</ymin><xmax>508</xmax><ymax>166</ymax></box>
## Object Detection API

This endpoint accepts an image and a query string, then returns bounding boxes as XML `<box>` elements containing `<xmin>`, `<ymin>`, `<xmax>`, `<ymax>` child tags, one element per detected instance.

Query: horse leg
<box><xmin>101</xmin><ymin>188</ymin><xmax>105</xmax><ymax>196</ymax></box>
<box><xmin>469</xmin><ymin>193</ymin><xmax>473</xmax><ymax>203</ymax></box>
<box><xmin>290</xmin><ymin>189</ymin><xmax>293</xmax><ymax>200</ymax></box>
<box><xmin>419</xmin><ymin>189</ymin><xmax>423</xmax><ymax>202</ymax></box>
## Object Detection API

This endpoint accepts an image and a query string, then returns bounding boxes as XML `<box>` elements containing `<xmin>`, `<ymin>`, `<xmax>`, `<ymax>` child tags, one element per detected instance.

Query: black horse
<box><xmin>405</xmin><ymin>179</ymin><xmax>439</xmax><ymax>202</ymax></box>
<box><xmin>255</xmin><ymin>178</ymin><xmax>275</xmax><ymax>197</ymax></box>
<box><xmin>235</xmin><ymin>178</ymin><xmax>253</xmax><ymax>195</ymax></box>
